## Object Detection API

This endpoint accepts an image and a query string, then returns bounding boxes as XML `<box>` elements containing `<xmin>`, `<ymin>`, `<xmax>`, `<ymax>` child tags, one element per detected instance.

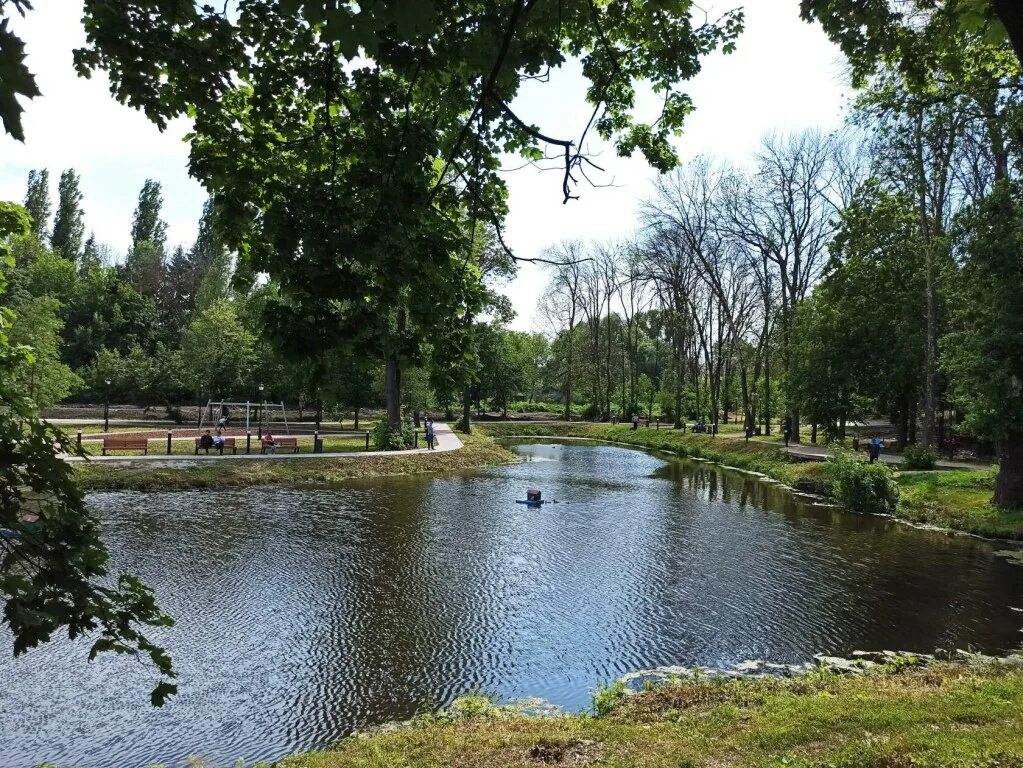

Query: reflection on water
<box><xmin>1</xmin><ymin>442</ymin><xmax>1021</xmax><ymax>768</ymax></box>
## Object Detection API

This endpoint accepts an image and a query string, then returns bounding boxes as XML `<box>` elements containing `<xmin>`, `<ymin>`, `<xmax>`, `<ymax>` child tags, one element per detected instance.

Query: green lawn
<box><xmin>277</xmin><ymin>663</ymin><xmax>1023</xmax><ymax>768</ymax></box>
<box><xmin>76</xmin><ymin>433</ymin><xmax>371</xmax><ymax>457</ymax></box>
<box><xmin>74</xmin><ymin>431</ymin><xmax>515</xmax><ymax>491</ymax></box>
<box><xmin>896</xmin><ymin>470</ymin><xmax>1023</xmax><ymax>538</ymax></box>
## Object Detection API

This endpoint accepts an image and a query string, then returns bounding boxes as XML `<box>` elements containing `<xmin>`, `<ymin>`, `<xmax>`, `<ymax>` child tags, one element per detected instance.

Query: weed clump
<box><xmin>825</xmin><ymin>449</ymin><xmax>899</xmax><ymax>515</ymax></box>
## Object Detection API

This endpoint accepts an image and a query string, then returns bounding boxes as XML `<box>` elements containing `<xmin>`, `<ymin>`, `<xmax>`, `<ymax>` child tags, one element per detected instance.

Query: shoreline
<box><xmin>73</xmin><ymin>430</ymin><xmax>517</xmax><ymax>491</ymax></box>
<box><xmin>478</xmin><ymin>423</ymin><xmax>1023</xmax><ymax>541</ymax></box>
<box><xmin>280</xmin><ymin>655</ymin><xmax>1023</xmax><ymax>768</ymax></box>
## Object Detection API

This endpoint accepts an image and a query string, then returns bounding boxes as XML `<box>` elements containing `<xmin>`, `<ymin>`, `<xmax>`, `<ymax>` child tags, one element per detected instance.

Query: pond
<box><xmin>1</xmin><ymin>442</ymin><xmax>1022</xmax><ymax>768</ymax></box>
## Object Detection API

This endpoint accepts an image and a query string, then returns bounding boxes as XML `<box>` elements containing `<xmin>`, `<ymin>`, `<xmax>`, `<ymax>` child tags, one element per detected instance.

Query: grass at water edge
<box><xmin>73</xmin><ymin>430</ymin><xmax>517</xmax><ymax>491</ymax></box>
<box><xmin>478</xmin><ymin>422</ymin><xmax>1023</xmax><ymax>539</ymax></box>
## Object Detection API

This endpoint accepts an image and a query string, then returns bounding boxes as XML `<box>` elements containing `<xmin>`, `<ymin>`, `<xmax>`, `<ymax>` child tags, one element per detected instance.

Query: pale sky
<box><xmin>0</xmin><ymin>1</ymin><xmax>848</xmax><ymax>331</ymax></box>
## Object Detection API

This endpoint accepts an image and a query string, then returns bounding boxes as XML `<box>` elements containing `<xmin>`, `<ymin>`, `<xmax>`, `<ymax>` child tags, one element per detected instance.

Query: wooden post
<box><xmin>167</xmin><ymin>430</ymin><xmax>172</xmax><ymax>455</ymax></box>
<box><xmin>313</xmin><ymin>430</ymin><xmax>320</xmax><ymax>453</ymax></box>
<box><xmin>76</xmin><ymin>432</ymin><xmax>82</xmax><ymax>451</ymax></box>
<box><xmin>365</xmin><ymin>431</ymin><xmax>370</xmax><ymax>451</ymax></box>
<box><xmin>246</xmin><ymin>431</ymin><xmax>252</xmax><ymax>454</ymax></box>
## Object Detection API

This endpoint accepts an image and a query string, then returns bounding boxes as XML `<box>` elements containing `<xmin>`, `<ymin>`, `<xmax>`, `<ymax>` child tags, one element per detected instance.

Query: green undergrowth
<box><xmin>73</xmin><ymin>431</ymin><xmax>516</xmax><ymax>491</ymax></box>
<box><xmin>897</xmin><ymin>470</ymin><xmax>1023</xmax><ymax>538</ymax></box>
<box><xmin>279</xmin><ymin>663</ymin><xmax>1023</xmax><ymax>768</ymax></box>
<box><xmin>480</xmin><ymin>422</ymin><xmax>1023</xmax><ymax>538</ymax></box>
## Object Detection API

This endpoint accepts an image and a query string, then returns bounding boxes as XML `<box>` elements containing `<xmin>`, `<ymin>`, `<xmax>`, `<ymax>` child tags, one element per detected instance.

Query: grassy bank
<box><xmin>279</xmin><ymin>662</ymin><xmax>1023</xmax><ymax>768</ymax></box>
<box><xmin>74</xmin><ymin>431</ymin><xmax>516</xmax><ymax>491</ymax></box>
<box><xmin>480</xmin><ymin>422</ymin><xmax>1023</xmax><ymax>539</ymax></box>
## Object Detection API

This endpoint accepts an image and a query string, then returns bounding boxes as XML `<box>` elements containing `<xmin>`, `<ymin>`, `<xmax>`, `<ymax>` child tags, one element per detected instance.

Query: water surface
<box><xmin>1</xmin><ymin>442</ymin><xmax>1021</xmax><ymax>768</ymax></box>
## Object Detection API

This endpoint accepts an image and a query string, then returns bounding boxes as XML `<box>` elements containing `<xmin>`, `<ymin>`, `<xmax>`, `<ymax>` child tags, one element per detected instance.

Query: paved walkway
<box><xmin>63</xmin><ymin>423</ymin><xmax>463</xmax><ymax>463</ymax></box>
<box><xmin>735</xmin><ymin>437</ymin><xmax>992</xmax><ymax>471</ymax></box>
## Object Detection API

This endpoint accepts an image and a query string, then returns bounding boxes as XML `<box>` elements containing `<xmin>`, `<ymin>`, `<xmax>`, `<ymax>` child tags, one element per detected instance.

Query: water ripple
<box><xmin>1</xmin><ymin>443</ymin><xmax>1021</xmax><ymax>768</ymax></box>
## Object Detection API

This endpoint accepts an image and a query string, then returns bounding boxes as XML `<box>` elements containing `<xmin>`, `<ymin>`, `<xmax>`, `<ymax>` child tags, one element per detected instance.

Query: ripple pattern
<box><xmin>1</xmin><ymin>442</ymin><xmax>1021</xmax><ymax>768</ymax></box>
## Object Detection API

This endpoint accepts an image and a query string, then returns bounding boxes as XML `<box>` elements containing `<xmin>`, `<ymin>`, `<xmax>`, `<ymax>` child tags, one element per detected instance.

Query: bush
<box><xmin>592</xmin><ymin>680</ymin><xmax>628</xmax><ymax>716</ymax></box>
<box><xmin>372</xmin><ymin>421</ymin><xmax>415</xmax><ymax>450</ymax></box>
<box><xmin>825</xmin><ymin>449</ymin><xmax>899</xmax><ymax>515</ymax></box>
<box><xmin>902</xmin><ymin>444</ymin><xmax>938</xmax><ymax>470</ymax></box>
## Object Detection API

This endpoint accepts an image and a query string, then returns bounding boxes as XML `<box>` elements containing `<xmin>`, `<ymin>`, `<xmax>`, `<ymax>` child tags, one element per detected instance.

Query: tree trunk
<box><xmin>460</xmin><ymin>387</ymin><xmax>472</xmax><ymax>433</ymax></box>
<box><xmin>921</xmin><ymin>241</ymin><xmax>938</xmax><ymax>446</ymax></box>
<box><xmin>995</xmin><ymin>430</ymin><xmax>1023</xmax><ymax>508</ymax></box>
<box><xmin>762</xmin><ymin>350</ymin><xmax>771</xmax><ymax>435</ymax></box>
<box><xmin>992</xmin><ymin>0</ymin><xmax>1023</xmax><ymax>70</ymax></box>
<box><xmin>385</xmin><ymin>351</ymin><xmax>401</xmax><ymax>429</ymax></box>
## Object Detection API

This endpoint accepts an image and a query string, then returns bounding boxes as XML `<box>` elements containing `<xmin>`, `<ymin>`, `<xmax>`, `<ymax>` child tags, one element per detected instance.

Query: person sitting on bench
<box><xmin>199</xmin><ymin>430</ymin><xmax>215</xmax><ymax>450</ymax></box>
<box><xmin>262</xmin><ymin>432</ymin><xmax>277</xmax><ymax>454</ymax></box>
<box><xmin>213</xmin><ymin>428</ymin><xmax>226</xmax><ymax>449</ymax></box>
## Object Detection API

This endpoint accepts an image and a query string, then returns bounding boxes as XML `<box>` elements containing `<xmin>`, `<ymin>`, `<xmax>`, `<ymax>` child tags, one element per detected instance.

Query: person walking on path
<box><xmin>631</xmin><ymin>413</ymin><xmax>639</xmax><ymax>430</ymax></box>
<box><xmin>783</xmin><ymin>420</ymin><xmax>792</xmax><ymax>447</ymax></box>
<box><xmin>425</xmin><ymin>419</ymin><xmax>435</xmax><ymax>450</ymax></box>
<box><xmin>868</xmin><ymin>435</ymin><xmax>882</xmax><ymax>464</ymax></box>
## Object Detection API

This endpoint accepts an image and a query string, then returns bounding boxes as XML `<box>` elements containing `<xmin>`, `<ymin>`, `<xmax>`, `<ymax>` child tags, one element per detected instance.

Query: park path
<box><xmin>62</xmin><ymin>423</ymin><xmax>463</xmax><ymax>463</ymax></box>
<box><xmin>727</xmin><ymin>435</ymin><xmax>992</xmax><ymax>471</ymax></box>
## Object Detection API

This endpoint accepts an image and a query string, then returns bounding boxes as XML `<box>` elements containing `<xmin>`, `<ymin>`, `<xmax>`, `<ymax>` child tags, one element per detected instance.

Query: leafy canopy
<box><xmin>0</xmin><ymin>200</ymin><xmax>176</xmax><ymax>706</ymax></box>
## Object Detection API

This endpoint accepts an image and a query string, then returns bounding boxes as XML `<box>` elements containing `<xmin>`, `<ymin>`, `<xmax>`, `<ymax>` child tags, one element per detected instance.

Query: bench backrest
<box><xmin>103</xmin><ymin>437</ymin><xmax>148</xmax><ymax>448</ymax></box>
<box><xmin>195</xmin><ymin>437</ymin><xmax>236</xmax><ymax>446</ymax></box>
<box><xmin>274</xmin><ymin>437</ymin><xmax>298</xmax><ymax>446</ymax></box>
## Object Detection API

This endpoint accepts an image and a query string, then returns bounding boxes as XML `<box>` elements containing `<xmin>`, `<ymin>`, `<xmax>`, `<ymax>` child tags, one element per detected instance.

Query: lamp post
<box><xmin>258</xmin><ymin>383</ymin><xmax>265</xmax><ymax>439</ymax></box>
<box><xmin>103</xmin><ymin>379</ymin><xmax>111</xmax><ymax>433</ymax></box>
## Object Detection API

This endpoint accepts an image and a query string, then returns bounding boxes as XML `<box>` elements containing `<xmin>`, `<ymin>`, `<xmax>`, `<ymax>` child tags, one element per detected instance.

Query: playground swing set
<box><xmin>199</xmin><ymin>399</ymin><xmax>291</xmax><ymax>436</ymax></box>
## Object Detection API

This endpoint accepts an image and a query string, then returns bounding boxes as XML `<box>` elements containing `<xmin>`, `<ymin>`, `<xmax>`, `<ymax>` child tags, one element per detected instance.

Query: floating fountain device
<box><xmin>515</xmin><ymin>487</ymin><xmax>557</xmax><ymax>506</ymax></box>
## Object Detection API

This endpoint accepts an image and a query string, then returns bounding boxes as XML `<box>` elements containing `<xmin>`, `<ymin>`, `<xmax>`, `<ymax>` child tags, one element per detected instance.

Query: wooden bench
<box><xmin>194</xmin><ymin>437</ymin><xmax>238</xmax><ymax>455</ymax></box>
<box><xmin>261</xmin><ymin>436</ymin><xmax>299</xmax><ymax>454</ymax></box>
<box><xmin>102</xmin><ymin>436</ymin><xmax>149</xmax><ymax>455</ymax></box>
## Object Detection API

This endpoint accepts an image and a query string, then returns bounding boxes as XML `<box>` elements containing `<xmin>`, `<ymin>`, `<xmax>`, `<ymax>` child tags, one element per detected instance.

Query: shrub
<box><xmin>825</xmin><ymin>449</ymin><xmax>899</xmax><ymax>515</ymax></box>
<box><xmin>372</xmin><ymin>421</ymin><xmax>415</xmax><ymax>450</ymax></box>
<box><xmin>592</xmin><ymin>679</ymin><xmax>628</xmax><ymax>716</ymax></box>
<box><xmin>902</xmin><ymin>443</ymin><xmax>938</xmax><ymax>470</ymax></box>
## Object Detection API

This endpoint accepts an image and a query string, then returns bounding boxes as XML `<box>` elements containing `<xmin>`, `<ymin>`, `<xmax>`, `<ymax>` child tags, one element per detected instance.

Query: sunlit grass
<box><xmin>74</xmin><ymin>431</ymin><xmax>515</xmax><ymax>491</ymax></box>
<box><xmin>282</xmin><ymin>664</ymin><xmax>1023</xmax><ymax>768</ymax></box>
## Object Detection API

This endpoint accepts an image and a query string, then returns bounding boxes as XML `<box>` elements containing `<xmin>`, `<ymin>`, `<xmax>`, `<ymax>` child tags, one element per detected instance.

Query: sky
<box><xmin>0</xmin><ymin>1</ymin><xmax>849</xmax><ymax>331</ymax></box>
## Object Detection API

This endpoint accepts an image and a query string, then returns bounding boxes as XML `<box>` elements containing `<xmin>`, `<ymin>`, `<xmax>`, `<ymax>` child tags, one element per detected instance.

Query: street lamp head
<box><xmin>258</xmin><ymin>384</ymin><xmax>264</xmax><ymax>393</ymax></box>
<box><xmin>104</xmin><ymin>379</ymin><xmax>111</xmax><ymax>386</ymax></box>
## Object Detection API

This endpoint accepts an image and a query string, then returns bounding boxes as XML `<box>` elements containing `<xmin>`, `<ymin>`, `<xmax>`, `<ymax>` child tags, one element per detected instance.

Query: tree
<box><xmin>802</xmin><ymin>0</ymin><xmax>1023</xmax><ymax>82</ymax></box>
<box><xmin>72</xmin><ymin>0</ymin><xmax>744</xmax><ymax>433</ymax></box>
<box><xmin>50</xmin><ymin>169</ymin><xmax>85</xmax><ymax>261</ymax></box>
<box><xmin>190</xmin><ymin>198</ymin><xmax>231</xmax><ymax>312</ymax></box>
<box><xmin>124</xmin><ymin>239</ymin><xmax>164</xmax><ymax>299</ymax></box>
<box><xmin>5</xmin><ymin>293</ymin><xmax>81</xmax><ymax>407</ymax></box>
<box><xmin>0</xmin><ymin>200</ymin><xmax>176</xmax><ymax>705</ymax></box>
<box><xmin>129</xmin><ymin>179</ymin><xmax>167</xmax><ymax>251</ymax></box>
<box><xmin>80</xmin><ymin>232</ymin><xmax>102</xmax><ymax>271</ymax></box>
<box><xmin>23</xmin><ymin>168</ymin><xmax>50</xmax><ymax>238</ymax></box>
<box><xmin>941</xmin><ymin>182</ymin><xmax>1023</xmax><ymax>507</ymax></box>
<box><xmin>180</xmin><ymin>303</ymin><xmax>256</xmax><ymax>400</ymax></box>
